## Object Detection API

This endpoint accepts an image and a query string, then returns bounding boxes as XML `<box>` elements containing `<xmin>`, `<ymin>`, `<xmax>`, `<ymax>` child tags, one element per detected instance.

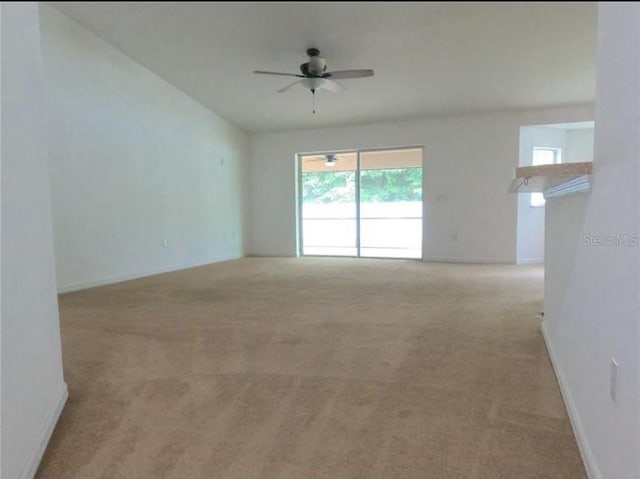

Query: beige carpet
<box><xmin>36</xmin><ymin>257</ymin><xmax>585</xmax><ymax>478</ymax></box>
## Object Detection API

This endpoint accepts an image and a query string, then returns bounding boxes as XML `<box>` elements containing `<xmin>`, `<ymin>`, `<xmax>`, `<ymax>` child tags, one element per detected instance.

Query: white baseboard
<box><xmin>248</xmin><ymin>254</ymin><xmax>517</xmax><ymax>264</ymax></box>
<box><xmin>57</xmin><ymin>254</ymin><xmax>243</xmax><ymax>293</ymax></box>
<box><xmin>541</xmin><ymin>323</ymin><xmax>602</xmax><ymax>479</ymax></box>
<box><xmin>517</xmin><ymin>257</ymin><xmax>545</xmax><ymax>264</ymax></box>
<box><xmin>422</xmin><ymin>256</ymin><xmax>514</xmax><ymax>264</ymax></box>
<box><xmin>19</xmin><ymin>382</ymin><xmax>68</xmax><ymax>479</ymax></box>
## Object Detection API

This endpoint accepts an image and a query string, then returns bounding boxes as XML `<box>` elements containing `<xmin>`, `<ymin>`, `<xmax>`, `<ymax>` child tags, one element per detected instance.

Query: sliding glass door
<box><xmin>299</xmin><ymin>147</ymin><xmax>422</xmax><ymax>259</ymax></box>
<box><xmin>359</xmin><ymin>148</ymin><xmax>423</xmax><ymax>258</ymax></box>
<box><xmin>299</xmin><ymin>152</ymin><xmax>358</xmax><ymax>256</ymax></box>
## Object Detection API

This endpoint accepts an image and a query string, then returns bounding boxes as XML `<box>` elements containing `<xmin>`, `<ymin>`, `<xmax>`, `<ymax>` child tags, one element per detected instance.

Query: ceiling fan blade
<box><xmin>323</xmin><ymin>79</ymin><xmax>345</xmax><ymax>93</ymax></box>
<box><xmin>254</xmin><ymin>70</ymin><xmax>304</xmax><ymax>78</ymax></box>
<box><xmin>324</xmin><ymin>69</ymin><xmax>374</xmax><ymax>79</ymax></box>
<box><xmin>277</xmin><ymin>80</ymin><xmax>302</xmax><ymax>93</ymax></box>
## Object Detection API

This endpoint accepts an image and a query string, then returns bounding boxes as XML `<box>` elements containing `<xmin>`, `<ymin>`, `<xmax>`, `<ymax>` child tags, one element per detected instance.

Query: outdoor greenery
<box><xmin>302</xmin><ymin>168</ymin><xmax>422</xmax><ymax>203</ymax></box>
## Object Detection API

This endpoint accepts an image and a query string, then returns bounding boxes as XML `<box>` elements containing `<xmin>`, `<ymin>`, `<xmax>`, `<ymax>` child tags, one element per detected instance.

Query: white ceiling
<box><xmin>49</xmin><ymin>2</ymin><xmax>597</xmax><ymax>133</ymax></box>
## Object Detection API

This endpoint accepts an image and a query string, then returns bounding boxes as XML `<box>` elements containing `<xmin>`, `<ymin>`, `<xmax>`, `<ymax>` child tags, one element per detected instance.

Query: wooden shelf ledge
<box><xmin>509</xmin><ymin>161</ymin><xmax>593</xmax><ymax>197</ymax></box>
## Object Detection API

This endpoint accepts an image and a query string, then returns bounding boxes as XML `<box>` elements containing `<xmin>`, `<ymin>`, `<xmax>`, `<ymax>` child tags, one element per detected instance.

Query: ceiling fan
<box><xmin>306</xmin><ymin>153</ymin><xmax>340</xmax><ymax>167</ymax></box>
<box><xmin>254</xmin><ymin>48</ymin><xmax>374</xmax><ymax>112</ymax></box>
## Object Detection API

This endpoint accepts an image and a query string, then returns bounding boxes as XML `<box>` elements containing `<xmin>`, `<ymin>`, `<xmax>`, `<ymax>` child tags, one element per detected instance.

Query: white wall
<box><xmin>39</xmin><ymin>6</ymin><xmax>250</xmax><ymax>292</ymax></box>
<box><xmin>566</xmin><ymin>128</ymin><xmax>596</xmax><ymax>164</ymax></box>
<box><xmin>250</xmin><ymin>105</ymin><xmax>593</xmax><ymax>262</ymax></box>
<box><xmin>517</xmin><ymin>126</ymin><xmax>568</xmax><ymax>264</ymax></box>
<box><xmin>543</xmin><ymin>3</ymin><xmax>639</xmax><ymax>479</ymax></box>
<box><xmin>1</xmin><ymin>4</ymin><xmax>67</xmax><ymax>479</ymax></box>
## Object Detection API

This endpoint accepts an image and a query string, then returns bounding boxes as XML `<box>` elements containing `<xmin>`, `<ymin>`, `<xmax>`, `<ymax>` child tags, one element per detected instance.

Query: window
<box><xmin>530</xmin><ymin>147</ymin><xmax>562</xmax><ymax>207</ymax></box>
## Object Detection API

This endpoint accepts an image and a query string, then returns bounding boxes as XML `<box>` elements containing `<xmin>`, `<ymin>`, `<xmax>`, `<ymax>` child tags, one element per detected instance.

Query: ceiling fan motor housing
<box><xmin>300</xmin><ymin>48</ymin><xmax>327</xmax><ymax>76</ymax></box>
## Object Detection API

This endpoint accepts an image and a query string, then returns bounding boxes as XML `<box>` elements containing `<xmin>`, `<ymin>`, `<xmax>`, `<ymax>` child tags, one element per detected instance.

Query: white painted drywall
<box><xmin>566</xmin><ymin>128</ymin><xmax>595</xmax><ymax>164</ymax></box>
<box><xmin>39</xmin><ymin>6</ymin><xmax>250</xmax><ymax>292</ymax></box>
<box><xmin>517</xmin><ymin>126</ymin><xmax>568</xmax><ymax>264</ymax></box>
<box><xmin>543</xmin><ymin>3</ymin><xmax>639</xmax><ymax>478</ymax></box>
<box><xmin>250</xmin><ymin>105</ymin><xmax>593</xmax><ymax>262</ymax></box>
<box><xmin>1</xmin><ymin>4</ymin><xmax>67</xmax><ymax>479</ymax></box>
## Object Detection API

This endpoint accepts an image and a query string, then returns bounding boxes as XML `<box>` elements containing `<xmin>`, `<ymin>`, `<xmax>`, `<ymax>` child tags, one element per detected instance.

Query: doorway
<box><xmin>298</xmin><ymin>147</ymin><xmax>423</xmax><ymax>259</ymax></box>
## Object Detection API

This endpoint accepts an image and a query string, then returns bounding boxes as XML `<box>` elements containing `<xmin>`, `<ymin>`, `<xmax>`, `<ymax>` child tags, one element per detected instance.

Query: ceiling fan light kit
<box><xmin>301</xmin><ymin>77</ymin><xmax>327</xmax><ymax>91</ymax></box>
<box><xmin>254</xmin><ymin>48</ymin><xmax>374</xmax><ymax>114</ymax></box>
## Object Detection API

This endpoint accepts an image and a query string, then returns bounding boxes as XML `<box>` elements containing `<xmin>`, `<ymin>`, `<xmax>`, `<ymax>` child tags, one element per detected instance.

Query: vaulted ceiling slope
<box><xmin>50</xmin><ymin>2</ymin><xmax>597</xmax><ymax>133</ymax></box>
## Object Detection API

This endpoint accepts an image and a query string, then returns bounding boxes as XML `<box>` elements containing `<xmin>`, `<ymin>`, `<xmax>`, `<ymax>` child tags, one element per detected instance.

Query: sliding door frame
<box><xmin>296</xmin><ymin>153</ymin><xmax>304</xmax><ymax>257</ymax></box>
<box><xmin>355</xmin><ymin>150</ymin><xmax>362</xmax><ymax>257</ymax></box>
<box><xmin>297</xmin><ymin>145</ymin><xmax>424</xmax><ymax>259</ymax></box>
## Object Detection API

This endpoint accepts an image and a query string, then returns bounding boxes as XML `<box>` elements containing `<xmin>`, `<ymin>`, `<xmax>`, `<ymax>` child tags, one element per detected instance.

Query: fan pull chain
<box><xmin>311</xmin><ymin>89</ymin><xmax>316</xmax><ymax>114</ymax></box>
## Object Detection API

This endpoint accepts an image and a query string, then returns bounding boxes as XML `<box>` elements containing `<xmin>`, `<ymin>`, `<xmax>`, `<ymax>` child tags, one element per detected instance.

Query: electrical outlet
<box><xmin>610</xmin><ymin>357</ymin><xmax>619</xmax><ymax>404</ymax></box>
<box><xmin>162</xmin><ymin>239</ymin><xmax>168</xmax><ymax>248</ymax></box>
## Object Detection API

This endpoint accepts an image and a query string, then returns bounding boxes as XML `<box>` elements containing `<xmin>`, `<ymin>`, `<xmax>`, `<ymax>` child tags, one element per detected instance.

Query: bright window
<box><xmin>531</xmin><ymin>147</ymin><xmax>561</xmax><ymax>207</ymax></box>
